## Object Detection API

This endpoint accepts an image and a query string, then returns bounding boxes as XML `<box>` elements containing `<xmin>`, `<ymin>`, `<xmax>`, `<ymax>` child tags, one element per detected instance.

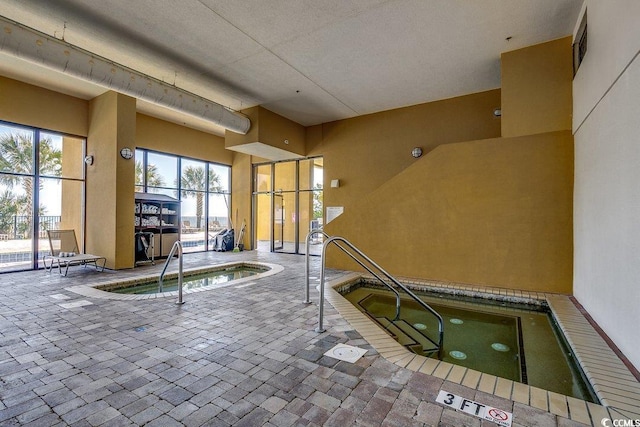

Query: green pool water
<box><xmin>343</xmin><ymin>285</ymin><xmax>597</xmax><ymax>402</ymax></box>
<box><xmin>109</xmin><ymin>266</ymin><xmax>264</xmax><ymax>294</ymax></box>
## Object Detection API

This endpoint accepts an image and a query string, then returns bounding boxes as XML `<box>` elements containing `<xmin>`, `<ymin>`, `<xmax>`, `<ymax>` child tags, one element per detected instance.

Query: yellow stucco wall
<box><xmin>136</xmin><ymin>114</ymin><xmax>231</xmax><ymax>164</ymax></box>
<box><xmin>259</xmin><ymin>107</ymin><xmax>305</xmax><ymax>157</ymax></box>
<box><xmin>320</xmin><ymin>89</ymin><xmax>502</xmax><ymax>211</ymax></box>
<box><xmin>60</xmin><ymin>136</ymin><xmax>84</xmax><ymax>237</ymax></box>
<box><xmin>0</xmin><ymin>76</ymin><xmax>88</xmax><ymax>136</ymax></box>
<box><xmin>501</xmin><ymin>36</ymin><xmax>573</xmax><ymax>137</ymax></box>
<box><xmin>319</xmin><ymin>38</ymin><xmax>574</xmax><ymax>293</ymax></box>
<box><xmin>225</xmin><ymin>106</ymin><xmax>306</xmax><ymax>158</ymax></box>
<box><xmin>325</xmin><ymin>131</ymin><xmax>574</xmax><ymax>293</ymax></box>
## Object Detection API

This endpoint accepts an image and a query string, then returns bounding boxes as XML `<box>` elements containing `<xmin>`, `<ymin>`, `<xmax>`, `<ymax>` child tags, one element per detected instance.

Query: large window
<box><xmin>0</xmin><ymin>121</ymin><xmax>85</xmax><ymax>272</ymax></box>
<box><xmin>135</xmin><ymin>149</ymin><xmax>231</xmax><ymax>253</ymax></box>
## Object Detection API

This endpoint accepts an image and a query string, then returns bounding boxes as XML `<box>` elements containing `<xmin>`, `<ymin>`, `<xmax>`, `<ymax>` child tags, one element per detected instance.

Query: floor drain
<box><xmin>324</xmin><ymin>344</ymin><xmax>368</xmax><ymax>363</ymax></box>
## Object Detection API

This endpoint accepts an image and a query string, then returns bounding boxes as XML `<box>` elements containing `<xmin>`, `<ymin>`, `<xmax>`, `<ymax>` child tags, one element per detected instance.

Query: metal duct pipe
<box><xmin>0</xmin><ymin>16</ymin><xmax>251</xmax><ymax>134</ymax></box>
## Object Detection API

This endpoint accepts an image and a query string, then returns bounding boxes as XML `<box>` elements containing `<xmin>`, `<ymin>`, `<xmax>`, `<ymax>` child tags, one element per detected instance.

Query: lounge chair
<box><xmin>182</xmin><ymin>220</ymin><xmax>194</xmax><ymax>233</ymax></box>
<box><xmin>44</xmin><ymin>229</ymin><xmax>107</xmax><ymax>276</ymax></box>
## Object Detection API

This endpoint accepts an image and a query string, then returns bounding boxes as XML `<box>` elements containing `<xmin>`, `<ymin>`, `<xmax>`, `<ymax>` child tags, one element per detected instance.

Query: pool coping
<box><xmin>323</xmin><ymin>273</ymin><xmax>640</xmax><ymax>425</ymax></box>
<box><xmin>64</xmin><ymin>261</ymin><xmax>283</xmax><ymax>300</ymax></box>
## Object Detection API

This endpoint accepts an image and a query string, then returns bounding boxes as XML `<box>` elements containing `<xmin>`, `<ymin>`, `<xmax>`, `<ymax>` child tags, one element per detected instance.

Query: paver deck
<box><xmin>0</xmin><ymin>250</ymin><xmax>635</xmax><ymax>426</ymax></box>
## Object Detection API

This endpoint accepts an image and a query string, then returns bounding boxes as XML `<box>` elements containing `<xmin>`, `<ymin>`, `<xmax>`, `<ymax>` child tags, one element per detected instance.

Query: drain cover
<box><xmin>324</xmin><ymin>344</ymin><xmax>368</xmax><ymax>363</ymax></box>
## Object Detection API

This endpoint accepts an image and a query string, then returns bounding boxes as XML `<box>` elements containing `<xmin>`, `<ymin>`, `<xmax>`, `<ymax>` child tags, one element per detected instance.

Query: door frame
<box><xmin>252</xmin><ymin>157</ymin><xmax>323</xmax><ymax>255</ymax></box>
<box><xmin>272</xmin><ymin>192</ymin><xmax>284</xmax><ymax>251</ymax></box>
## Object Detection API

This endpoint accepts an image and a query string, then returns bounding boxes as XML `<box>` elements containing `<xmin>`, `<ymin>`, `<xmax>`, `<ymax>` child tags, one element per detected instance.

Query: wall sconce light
<box><xmin>411</xmin><ymin>147</ymin><xmax>423</xmax><ymax>158</ymax></box>
<box><xmin>120</xmin><ymin>147</ymin><xmax>134</xmax><ymax>159</ymax></box>
<box><xmin>330</xmin><ymin>179</ymin><xmax>340</xmax><ymax>188</ymax></box>
<box><xmin>84</xmin><ymin>155</ymin><xmax>94</xmax><ymax>165</ymax></box>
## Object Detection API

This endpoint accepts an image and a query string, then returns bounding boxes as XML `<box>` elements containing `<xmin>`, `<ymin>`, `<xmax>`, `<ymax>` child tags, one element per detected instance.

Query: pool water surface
<box><xmin>104</xmin><ymin>266</ymin><xmax>265</xmax><ymax>294</ymax></box>
<box><xmin>343</xmin><ymin>285</ymin><xmax>597</xmax><ymax>402</ymax></box>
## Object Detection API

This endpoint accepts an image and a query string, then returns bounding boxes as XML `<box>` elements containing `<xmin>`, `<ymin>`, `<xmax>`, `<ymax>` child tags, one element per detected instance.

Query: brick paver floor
<box><xmin>0</xmin><ymin>250</ymin><xmax>588</xmax><ymax>426</ymax></box>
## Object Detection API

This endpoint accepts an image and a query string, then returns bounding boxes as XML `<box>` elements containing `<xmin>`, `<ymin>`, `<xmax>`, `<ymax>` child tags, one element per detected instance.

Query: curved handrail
<box><xmin>306</xmin><ymin>229</ymin><xmax>401</xmax><ymax>315</ymax></box>
<box><xmin>316</xmin><ymin>235</ymin><xmax>444</xmax><ymax>358</ymax></box>
<box><xmin>305</xmin><ymin>229</ymin><xmax>401</xmax><ymax>311</ymax></box>
<box><xmin>159</xmin><ymin>240</ymin><xmax>184</xmax><ymax>304</ymax></box>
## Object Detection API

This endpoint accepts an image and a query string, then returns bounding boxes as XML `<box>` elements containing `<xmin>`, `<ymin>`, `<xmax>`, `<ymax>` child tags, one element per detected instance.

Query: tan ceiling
<box><xmin>0</xmin><ymin>0</ymin><xmax>583</xmax><ymax>136</ymax></box>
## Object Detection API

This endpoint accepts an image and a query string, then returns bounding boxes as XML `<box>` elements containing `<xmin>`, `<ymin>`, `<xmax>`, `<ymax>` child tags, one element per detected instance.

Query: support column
<box><xmin>86</xmin><ymin>91</ymin><xmax>136</xmax><ymax>269</ymax></box>
<box><xmin>231</xmin><ymin>152</ymin><xmax>253</xmax><ymax>250</ymax></box>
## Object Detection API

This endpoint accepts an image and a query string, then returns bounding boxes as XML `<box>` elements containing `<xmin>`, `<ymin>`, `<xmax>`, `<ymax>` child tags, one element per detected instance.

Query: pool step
<box><xmin>374</xmin><ymin>316</ymin><xmax>434</xmax><ymax>355</ymax></box>
<box><xmin>375</xmin><ymin>316</ymin><xmax>418</xmax><ymax>347</ymax></box>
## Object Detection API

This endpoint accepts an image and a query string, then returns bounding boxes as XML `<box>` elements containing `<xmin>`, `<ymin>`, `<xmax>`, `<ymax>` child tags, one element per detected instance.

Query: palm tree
<box><xmin>180</xmin><ymin>166</ymin><xmax>222</xmax><ymax>229</ymax></box>
<box><xmin>0</xmin><ymin>133</ymin><xmax>61</xmax><ymax>235</ymax></box>
<box><xmin>39</xmin><ymin>138</ymin><xmax>62</xmax><ymax>177</ymax></box>
<box><xmin>313</xmin><ymin>182</ymin><xmax>323</xmax><ymax>220</ymax></box>
<box><xmin>0</xmin><ymin>190</ymin><xmax>18</xmax><ymax>235</ymax></box>
<box><xmin>1</xmin><ymin>134</ymin><xmax>35</xmax><ymax>211</ymax></box>
<box><xmin>135</xmin><ymin>160</ymin><xmax>164</xmax><ymax>188</ymax></box>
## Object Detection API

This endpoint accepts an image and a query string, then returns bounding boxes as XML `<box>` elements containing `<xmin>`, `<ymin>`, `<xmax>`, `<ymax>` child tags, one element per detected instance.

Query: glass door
<box><xmin>299</xmin><ymin>158</ymin><xmax>323</xmax><ymax>256</ymax></box>
<box><xmin>254</xmin><ymin>165</ymin><xmax>271</xmax><ymax>252</ymax></box>
<box><xmin>273</xmin><ymin>193</ymin><xmax>284</xmax><ymax>250</ymax></box>
<box><xmin>252</xmin><ymin>157</ymin><xmax>323</xmax><ymax>255</ymax></box>
<box><xmin>273</xmin><ymin>161</ymin><xmax>296</xmax><ymax>253</ymax></box>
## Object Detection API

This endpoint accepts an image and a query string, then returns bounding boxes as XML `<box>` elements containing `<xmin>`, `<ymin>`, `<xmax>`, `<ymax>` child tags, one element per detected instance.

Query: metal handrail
<box><xmin>158</xmin><ymin>240</ymin><xmax>184</xmax><ymax>305</ymax></box>
<box><xmin>316</xmin><ymin>235</ymin><xmax>444</xmax><ymax>358</ymax></box>
<box><xmin>305</xmin><ymin>229</ymin><xmax>402</xmax><ymax>316</ymax></box>
<box><xmin>304</xmin><ymin>229</ymin><xmax>330</xmax><ymax>304</ymax></box>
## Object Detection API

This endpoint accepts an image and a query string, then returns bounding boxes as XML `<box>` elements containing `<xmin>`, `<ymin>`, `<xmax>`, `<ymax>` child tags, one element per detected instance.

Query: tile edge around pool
<box><xmin>324</xmin><ymin>273</ymin><xmax>640</xmax><ymax>425</ymax></box>
<box><xmin>63</xmin><ymin>261</ymin><xmax>283</xmax><ymax>300</ymax></box>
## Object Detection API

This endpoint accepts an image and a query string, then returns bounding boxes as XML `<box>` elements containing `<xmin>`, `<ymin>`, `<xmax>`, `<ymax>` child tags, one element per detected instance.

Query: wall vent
<box><xmin>573</xmin><ymin>10</ymin><xmax>588</xmax><ymax>76</ymax></box>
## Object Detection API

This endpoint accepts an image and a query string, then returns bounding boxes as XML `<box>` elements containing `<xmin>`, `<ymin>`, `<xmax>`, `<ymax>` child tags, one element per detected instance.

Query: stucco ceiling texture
<box><xmin>0</xmin><ymin>0</ymin><xmax>583</xmax><ymax>135</ymax></box>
